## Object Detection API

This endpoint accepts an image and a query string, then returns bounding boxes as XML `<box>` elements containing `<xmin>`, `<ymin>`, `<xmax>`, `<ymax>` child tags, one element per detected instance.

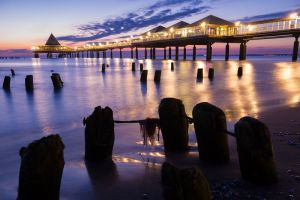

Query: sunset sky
<box><xmin>0</xmin><ymin>0</ymin><xmax>299</xmax><ymax>56</ymax></box>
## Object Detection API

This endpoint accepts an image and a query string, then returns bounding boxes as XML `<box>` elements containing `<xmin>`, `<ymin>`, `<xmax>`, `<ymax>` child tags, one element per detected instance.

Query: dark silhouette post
<box><xmin>192</xmin><ymin>102</ymin><xmax>230</xmax><ymax>163</ymax></box>
<box><xmin>119</xmin><ymin>49</ymin><xmax>122</xmax><ymax>59</ymax></box>
<box><xmin>131</xmin><ymin>48</ymin><xmax>133</xmax><ymax>59</ymax></box>
<box><xmin>235</xmin><ymin>117</ymin><xmax>278</xmax><ymax>183</ymax></box>
<box><xmin>110</xmin><ymin>49</ymin><xmax>113</xmax><ymax>59</ymax></box>
<box><xmin>169</xmin><ymin>47</ymin><xmax>172</xmax><ymax>59</ymax></box>
<box><xmin>193</xmin><ymin>45</ymin><xmax>196</xmax><ymax>61</ymax></box>
<box><xmin>175</xmin><ymin>46</ymin><xmax>179</xmax><ymax>60</ymax></box>
<box><xmin>25</xmin><ymin>75</ymin><xmax>34</xmax><ymax>91</ymax></box>
<box><xmin>239</xmin><ymin>41</ymin><xmax>247</xmax><ymax>60</ymax></box>
<box><xmin>2</xmin><ymin>76</ymin><xmax>10</xmax><ymax>90</ymax></box>
<box><xmin>17</xmin><ymin>134</ymin><xmax>65</xmax><ymax>200</ymax></box>
<box><xmin>153</xmin><ymin>48</ymin><xmax>156</xmax><ymax>60</ymax></box>
<box><xmin>150</xmin><ymin>48</ymin><xmax>153</xmax><ymax>59</ymax></box>
<box><xmin>140</xmin><ymin>70</ymin><xmax>148</xmax><ymax>82</ymax></box>
<box><xmin>292</xmin><ymin>36</ymin><xmax>299</xmax><ymax>62</ymax></box>
<box><xmin>206</xmin><ymin>43</ymin><xmax>212</xmax><ymax>61</ymax></box>
<box><xmin>144</xmin><ymin>48</ymin><xmax>148</xmax><ymax>59</ymax></box>
<box><xmin>164</xmin><ymin>47</ymin><xmax>167</xmax><ymax>60</ymax></box>
<box><xmin>225</xmin><ymin>43</ymin><xmax>230</xmax><ymax>61</ymax></box>
<box><xmin>158</xmin><ymin>98</ymin><xmax>189</xmax><ymax>151</ymax></box>
<box><xmin>197</xmin><ymin>68</ymin><xmax>203</xmax><ymax>80</ymax></box>
<box><xmin>135</xmin><ymin>47</ymin><xmax>139</xmax><ymax>60</ymax></box>
<box><xmin>183</xmin><ymin>46</ymin><xmax>187</xmax><ymax>60</ymax></box>
<box><xmin>154</xmin><ymin>70</ymin><xmax>161</xmax><ymax>82</ymax></box>
<box><xmin>96</xmin><ymin>51</ymin><xmax>100</xmax><ymax>58</ymax></box>
<box><xmin>33</xmin><ymin>53</ymin><xmax>39</xmax><ymax>58</ymax></box>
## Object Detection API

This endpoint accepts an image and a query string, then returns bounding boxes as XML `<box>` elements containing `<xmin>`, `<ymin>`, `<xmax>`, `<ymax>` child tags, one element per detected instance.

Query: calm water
<box><xmin>0</xmin><ymin>56</ymin><xmax>300</xmax><ymax>199</ymax></box>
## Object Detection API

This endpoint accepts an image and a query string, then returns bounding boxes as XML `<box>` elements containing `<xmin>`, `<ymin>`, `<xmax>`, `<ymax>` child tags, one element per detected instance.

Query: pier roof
<box><xmin>167</xmin><ymin>21</ymin><xmax>190</xmax><ymax>29</ymax></box>
<box><xmin>142</xmin><ymin>25</ymin><xmax>166</xmax><ymax>35</ymax></box>
<box><xmin>45</xmin><ymin>33</ymin><xmax>61</xmax><ymax>46</ymax></box>
<box><xmin>190</xmin><ymin>15</ymin><xmax>234</xmax><ymax>26</ymax></box>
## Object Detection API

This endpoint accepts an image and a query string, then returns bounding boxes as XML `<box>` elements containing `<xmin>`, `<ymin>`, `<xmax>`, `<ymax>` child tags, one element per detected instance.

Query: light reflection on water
<box><xmin>0</xmin><ymin>58</ymin><xmax>300</xmax><ymax>199</ymax></box>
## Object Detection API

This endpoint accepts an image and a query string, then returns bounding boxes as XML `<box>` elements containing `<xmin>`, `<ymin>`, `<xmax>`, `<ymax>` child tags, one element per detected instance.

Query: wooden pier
<box><xmin>32</xmin><ymin>14</ymin><xmax>300</xmax><ymax>61</ymax></box>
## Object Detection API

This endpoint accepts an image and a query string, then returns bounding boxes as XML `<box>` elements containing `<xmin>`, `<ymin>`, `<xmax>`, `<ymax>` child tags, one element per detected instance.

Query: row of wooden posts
<box><xmin>3</xmin><ymin>64</ymin><xmax>243</xmax><ymax>91</ymax></box>
<box><xmin>16</xmin><ymin>98</ymin><xmax>277</xmax><ymax>199</ymax></box>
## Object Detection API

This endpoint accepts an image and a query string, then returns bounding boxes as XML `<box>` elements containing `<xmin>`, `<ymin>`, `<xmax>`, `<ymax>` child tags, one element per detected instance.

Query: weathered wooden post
<box><xmin>11</xmin><ymin>69</ymin><xmax>15</xmax><ymax>76</ymax></box>
<box><xmin>140</xmin><ymin>63</ymin><xmax>144</xmax><ymax>71</ymax></box>
<box><xmin>51</xmin><ymin>73</ymin><xmax>63</xmax><ymax>89</ymax></box>
<box><xmin>25</xmin><ymin>75</ymin><xmax>34</xmax><ymax>91</ymax></box>
<box><xmin>3</xmin><ymin>76</ymin><xmax>10</xmax><ymax>90</ymax></box>
<box><xmin>17</xmin><ymin>134</ymin><xmax>65</xmax><ymax>200</ymax></box>
<box><xmin>140</xmin><ymin>70</ymin><xmax>148</xmax><ymax>82</ymax></box>
<box><xmin>197</xmin><ymin>68</ymin><xmax>203</xmax><ymax>80</ymax></box>
<box><xmin>171</xmin><ymin>62</ymin><xmax>174</xmax><ymax>71</ymax></box>
<box><xmin>192</xmin><ymin>102</ymin><xmax>229</xmax><ymax>163</ymax></box>
<box><xmin>235</xmin><ymin>117</ymin><xmax>278</xmax><ymax>183</ymax></box>
<box><xmin>132</xmin><ymin>62</ymin><xmax>136</xmax><ymax>71</ymax></box>
<box><xmin>237</xmin><ymin>67</ymin><xmax>243</xmax><ymax>77</ymax></box>
<box><xmin>154</xmin><ymin>70</ymin><xmax>161</xmax><ymax>82</ymax></box>
<box><xmin>159</xmin><ymin>98</ymin><xmax>189</xmax><ymax>151</ymax></box>
<box><xmin>208</xmin><ymin>68</ymin><xmax>214</xmax><ymax>80</ymax></box>
<box><xmin>102</xmin><ymin>64</ymin><xmax>106</xmax><ymax>73</ymax></box>
<box><xmin>161</xmin><ymin>162</ymin><xmax>211</xmax><ymax>200</ymax></box>
<box><xmin>83</xmin><ymin>106</ymin><xmax>115</xmax><ymax>161</ymax></box>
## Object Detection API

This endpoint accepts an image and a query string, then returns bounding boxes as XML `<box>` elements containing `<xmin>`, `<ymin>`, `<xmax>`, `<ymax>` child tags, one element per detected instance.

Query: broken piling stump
<box><xmin>154</xmin><ymin>70</ymin><xmax>161</xmax><ymax>82</ymax></box>
<box><xmin>11</xmin><ymin>69</ymin><xmax>15</xmax><ymax>76</ymax></box>
<box><xmin>235</xmin><ymin>117</ymin><xmax>278</xmax><ymax>184</ymax></box>
<box><xmin>140</xmin><ymin>63</ymin><xmax>144</xmax><ymax>71</ymax></box>
<box><xmin>83</xmin><ymin>106</ymin><xmax>115</xmax><ymax>161</ymax></box>
<box><xmin>197</xmin><ymin>68</ymin><xmax>203</xmax><ymax>80</ymax></box>
<box><xmin>208</xmin><ymin>68</ymin><xmax>214</xmax><ymax>80</ymax></box>
<box><xmin>25</xmin><ymin>75</ymin><xmax>34</xmax><ymax>91</ymax></box>
<box><xmin>192</xmin><ymin>102</ymin><xmax>229</xmax><ymax>163</ymax></box>
<box><xmin>17</xmin><ymin>134</ymin><xmax>65</xmax><ymax>200</ymax></box>
<box><xmin>237</xmin><ymin>66</ymin><xmax>243</xmax><ymax>77</ymax></box>
<box><xmin>161</xmin><ymin>162</ymin><xmax>211</xmax><ymax>200</ymax></box>
<box><xmin>159</xmin><ymin>98</ymin><xmax>189</xmax><ymax>151</ymax></box>
<box><xmin>51</xmin><ymin>74</ymin><xmax>63</xmax><ymax>89</ymax></box>
<box><xmin>3</xmin><ymin>76</ymin><xmax>10</xmax><ymax>90</ymax></box>
<box><xmin>140</xmin><ymin>70</ymin><xmax>148</xmax><ymax>82</ymax></box>
<box><xmin>132</xmin><ymin>62</ymin><xmax>136</xmax><ymax>71</ymax></box>
<box><xmin>171</xmin><ymin>62</ymin><xmax>174</xmax><ymax>71</ymax></box>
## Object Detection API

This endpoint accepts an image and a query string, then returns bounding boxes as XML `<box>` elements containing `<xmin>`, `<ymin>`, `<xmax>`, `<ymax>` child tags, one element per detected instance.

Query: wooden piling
<box><xmin>17</xmin><ymin>134</ymin><xmax>65</xmax><ymax>200</ymax></box>
<box><xmin>171</xmin><ymin>62</ymin><xmax>174</xmax><ymax>71</ymax></box>
<box><xmin>84</xmin><ymin>106</ymin><xmax>115</xmax><ymax>161</ymax></box>
<box><xmin>3</xmin><ymin>76</ymin><xmax>11</xmax><ymax>90</ymax></box>
<box><xmin>237</xmin><ymin>67</ymin><xmax>243</xmax><ymax>77</ymax></box>
<box><xmin>235</xmin><ymin>117</ymin><xmax>278</xmax><ymax>184</ymax></box>
<box><xmin>140</xmin><ymin>63</ymin><xmax>144</xmax><ymax>71</ymax></box>
<box><xmin>208</xmin><ymin>68</ymin><xmax>214</xmax><ymax>80</ymax></box>
<box><xmin>158</xmin><ymin>98</ymin><xmax>189</xmax><ymax>151</ymax></box>
<box><xmin>11</xmin><ymin>69</ymin><xmax>15</xmax><ymax>76</ymax></box>
<box><xmin>154</xmin><ymin>70</ymin><xmax>161</xmax><ymax>82</ymax></box>
<box><xmin>192</xmin><ymin>102</ymin><xmax>229</xmax><ymax>163</ymax></box>
<box><xmin>197</xmin><ymin>68</ymin><xmax>203</xmax><ymax>80</ymax></box>
<box><xmin>140</xmin><ymin>70</ymin><xmax>148</xmax><ymax>82</ymax></box>
<box><xmin>102</xmin><ymin>64</ymin><xmax>106</xmax><ymax>73</ymax></box>
<box><xmin>51</xmin><ymin>74</ymin><xmax>63</xmax><ymax>89</ymax></box>
<box><xmin>132</xmin><ymin>62</ymin><xmax>136</xmax><ymax>71</ymax></box>
<box><xmin>25</xmin><ymin>75</ymin><xmax>34</xmax><ymax>91</ymax></box>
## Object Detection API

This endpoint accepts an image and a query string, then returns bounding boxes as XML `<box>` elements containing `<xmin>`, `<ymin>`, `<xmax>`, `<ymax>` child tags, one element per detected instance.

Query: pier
<box><xmin>32</xmin><ymin>14</ymin><xmax>300</xmax><ymax>61</ymax></box>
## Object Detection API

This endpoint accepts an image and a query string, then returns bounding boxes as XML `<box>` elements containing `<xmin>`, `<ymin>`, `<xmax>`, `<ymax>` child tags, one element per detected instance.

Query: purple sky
<box><xmin>0</xmin><ymin>0</ymin><xmax>299</xmax><ymax>56</ymax></box>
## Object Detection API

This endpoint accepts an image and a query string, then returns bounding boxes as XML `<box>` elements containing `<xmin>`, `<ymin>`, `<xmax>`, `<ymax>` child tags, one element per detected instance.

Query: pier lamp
<box><xmin>147</xmin><ymin>32</ymin><xmax>151</xmax><ymax>36</ymax></box>
<box><xmin>31</xmin><ymin>46</ymin><xmax>36</xmax><ymax>50</ymax></box>
<box><xmin>235</xmin><ymin>21</ymin><xmax>241</xmax><ymax>26</ymax></box>
<box><xmin>201</xmin><ymin>22</ymin><xmax>206</xmax><ymax>27</ymax></box>
<box><xmin>289</xmin><ymin>12</ymin><xmax>298</xmax><ymax>19</ymax></box>
<box><xmin>170</xmin><ymin>27</ymin><xmax>174</xmax><ymax>33</ymax></box>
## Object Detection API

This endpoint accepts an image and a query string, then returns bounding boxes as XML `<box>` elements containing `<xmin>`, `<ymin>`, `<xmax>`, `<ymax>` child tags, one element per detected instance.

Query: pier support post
<box><xmin>206</xmin><ymin>43</ymin><xmax>212</xmax><ymax>61</ymax></box>
<box><xmin>175</xmin><ymin>46</ymin><xmax>179</xmax><ymax>60</ymax></box>
<box><xmin>183</xmin><ymin>46</ymin><xmax>187</xmax><ymax>60</ymax></box>
<box><xmin>169</xmin><ymin>47</ymin><xmax>172</xmax><ymax>59</ymax></box>
<box><xmin>81</xmin><ymin>52</ymin><xmax>84</xmax><ymax>58</ymax></box>
<box><xmin>90</xmin><ymin>51</ymin><xmax>94</xmax><ymax>58</ymax></box>
<box><xmin>104</xmin><ymin>51</ymin><xmax>107</xmax><ymax>58</ymax></box>
<box><xmin>96</xmin><ymin>52</ymin><xmax>100</xmax><ymax>58</ymax></box>
<box><xmin>76</xmin><ymin>52</ymin><xmax>80</xmax><ymax>58</ymax></box>
<box><xmin>119</xmin><ymin>49</ymin><xmax>122</xmax><ymax>59</ymax></box>
<box><xmin>153</xmin><ymin>48</ymin><xmax>156</xmax><ymax>60</ymax></box>
<box><xmin>225</xmin><ymin>43</ymin><xmax>230</xmax><ymax>61</ymax></box>
<box><xmin>150</xmin><ymin>48</ymin><xmax>153</xmax><ymax>59</ymax></box>
<box><xmin>140</xmin><ymin>70</ymin><xmax>148</xmax><ymax>82</ymax></box>
<box><xmin>102</xmin><ymin>51</ymin><xmax>105</xmax><ymax>58</ymax></box>
<box><xmin>33</xmin><ymin>53</ymin><xmax>39</xmax><ymax>58</ymax></box>
<box><xmin>110</xmin><ymin>49</ymin><xmax>113</xmax><ymax>59</ymax></box>
<box><xmin>136</xmin><ymin>47</ymin><xmax>139</xmax><ymax>60</ymax></box>
<box><xmin>193</xmin><ymin>45</ymin><xmax>196</xmax><ymax>61</ymax></box>
<box><xmin>47</xmin><ymin>53</ymin><xmax>53</xmax><ymax>59</ymax></box>
<box><xmin>292</xmin><ymin>36</ymin><xmax>299</xmax><ymax>62</ymax></box>
<box><xmin>144</xmin><ymin>48</ymin><xmax>148</xmax><ymax>59</ymax></box>
<box><xmin>131</xmin><ymin>48</ymin><xmax>134</xmax><ymax>59</ymax></box>
<box><xmin>164</xmin><ymin>47</ymin><xmax>167</xmax><ymax>60</ymax></box>
<box><xmin>239</xmin><ymin>42</ymin><xmax>247</xmax><ymax>61</ymax></box>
